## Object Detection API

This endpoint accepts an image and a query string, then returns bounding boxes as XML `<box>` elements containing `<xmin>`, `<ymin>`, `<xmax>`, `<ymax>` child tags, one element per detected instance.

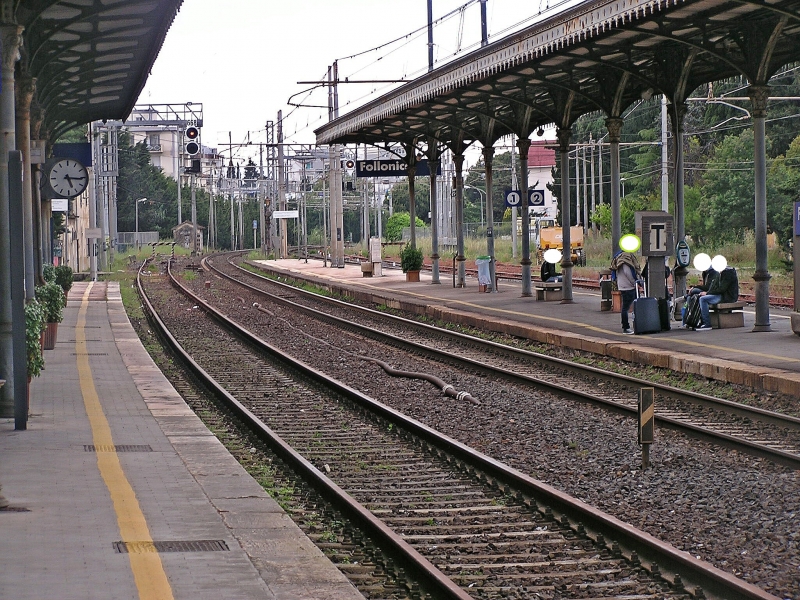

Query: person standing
<box><xmin>611</xmin><ymin>251</ymin><xmax>641</xmax><ymax>334</ymax></box>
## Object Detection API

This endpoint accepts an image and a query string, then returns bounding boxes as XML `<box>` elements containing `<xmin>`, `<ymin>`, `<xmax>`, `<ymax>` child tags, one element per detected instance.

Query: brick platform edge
<box><xmin>269</xmin><ymin>269</ymin><xmax>800</xmax><ymax>397</ymax></box>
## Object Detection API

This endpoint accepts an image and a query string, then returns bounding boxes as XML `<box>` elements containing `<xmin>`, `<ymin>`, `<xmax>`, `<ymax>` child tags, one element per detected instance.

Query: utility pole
<box><xmin>480</xmin><ymin>0</ymin><xmax>488</xmax><ymax>46</ymax></box>
<box><xmin>177</xmin><ymin>127</ymin><xmax>182</xmax><ymax>225</ymax></box>
<box><xmin>427</xmin><ymin>0</ymin><xmax>434</xmax><ymax>72</ymax></box>
<box><xmin>277</xmin><ymin>110</ymin><xmax>287</xmax><ymax>259</ymax></box>
<box><xmin>259</xmin><ymin>143</ymin><xmax>265</xmax><ymax>254</ymax></box>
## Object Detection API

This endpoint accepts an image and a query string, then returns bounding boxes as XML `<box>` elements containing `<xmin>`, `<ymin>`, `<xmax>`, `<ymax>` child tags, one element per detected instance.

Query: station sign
<box><xmin>273</xmin><ymin>210</ymin><xmax>299</xmax><ymax>219</ymax></box>
<box><xmin>503</xmin><ymin>189</ymin><xmax>544</xmax><ymax>208</ymax></box>
<box><xmin>355</xmin><ymin>159</ymin><xmax>440</xmax><ymax>178</ymax></box>
<box><xmin>795</xmin><ymin>201</ymin><xmax>800</xmax><ymax>236</ymax></box>
<box><xmin>635</xmin><ymin>211</ymin><xmax>673</xmax><ymax>257</ymax></box>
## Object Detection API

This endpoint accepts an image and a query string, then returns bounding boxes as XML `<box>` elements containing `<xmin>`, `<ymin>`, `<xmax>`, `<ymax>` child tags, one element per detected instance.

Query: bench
<box><xmin>709</xmin><ymin>301</ymin><xmax>746</xmax><ymax>328</ymax></box>
<box><xmin>360</xmin><ymin>261</ymin><xmax>373</xmax><ymax>277</ymax></box>
<box><xmin>534</xmin><ymin>281</ymin><xmax>563</xmax><ymax>301</ymax></box>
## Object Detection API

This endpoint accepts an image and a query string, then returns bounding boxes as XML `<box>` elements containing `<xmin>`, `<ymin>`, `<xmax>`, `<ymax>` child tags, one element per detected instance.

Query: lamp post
<box><xmin>464</xmin><ymin>185</ymin><xmax>486</xmax><ymax>229</ymax></box>
<box><xmin>135</xmin><ymin>198</ymin><xmax>147</xmax><ymax>251</ymax></box>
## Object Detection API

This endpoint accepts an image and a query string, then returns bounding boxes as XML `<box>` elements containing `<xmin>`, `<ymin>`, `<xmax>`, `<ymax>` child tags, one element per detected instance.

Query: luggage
<box><xmin>633</xmin><ymin>296</ymin><xmax>661</xmax><ymax>334</ymax></box>
<box><xmin>684</xmin><ymin>294</ymin><xmax>703</xmax><ymax>329</ymax></box>
<box><xmin>658</xmin><ymin>298</ymin><xmax>671</xmax><ymax>331</ymax></box>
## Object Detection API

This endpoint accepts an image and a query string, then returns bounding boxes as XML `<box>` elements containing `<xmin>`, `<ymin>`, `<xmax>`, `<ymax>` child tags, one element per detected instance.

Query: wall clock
<box><xmin>42</xmin><ymin>158</ymin><xmax>88</xmax><ymax>198</ymax></box>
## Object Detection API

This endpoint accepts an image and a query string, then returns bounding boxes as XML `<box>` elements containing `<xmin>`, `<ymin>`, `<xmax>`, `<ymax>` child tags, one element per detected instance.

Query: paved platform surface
<box><xmin>253</xmin><ymin>258</ymin><xmax>800</xmax><ymax>396</ymax></box>
<box><xmin>0</xmin><ymin>281</ymin><xmax>363</xmax><ymax>600</ymax></box>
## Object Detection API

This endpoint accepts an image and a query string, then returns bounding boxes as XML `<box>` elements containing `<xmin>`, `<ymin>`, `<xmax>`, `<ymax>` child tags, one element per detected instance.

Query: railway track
<box><xmin>206</xmin><ymin>254</ymin><xmax>800</xmax><ymax>470</ymax></box>
<box><xmin>137</xmin><ymin>256</ymin><xmax>778</xmax><ymax>600</ymax></box>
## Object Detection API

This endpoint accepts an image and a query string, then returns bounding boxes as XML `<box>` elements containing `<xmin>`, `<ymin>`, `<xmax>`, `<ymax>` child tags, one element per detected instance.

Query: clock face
<box><xmin>46</xmin><ymin>158</ymin><xmax>88</xmax><ymax>198</ymax></box>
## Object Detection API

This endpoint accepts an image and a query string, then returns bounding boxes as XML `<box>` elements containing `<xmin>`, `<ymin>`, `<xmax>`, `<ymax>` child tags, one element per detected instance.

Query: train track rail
<box><xmin>137</xmin><ymin>256</ymin><xmax>778</xmax><ymax>600</ymax></box>
<box><xmin>207</xmin><ymin>254</ymin><xmax>800</xmax><ymax>471</ymax></box>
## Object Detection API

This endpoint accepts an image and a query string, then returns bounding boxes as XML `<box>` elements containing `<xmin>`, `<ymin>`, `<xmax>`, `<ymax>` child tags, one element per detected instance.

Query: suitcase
<box><xmin>658</xmin><ymin>298</ymin><xmax>671</xmax><ymax>331</ymax></box>
<box><xmin>633</xmin><ymin>297</ymin><xmax>661</xmax><ymax>334</ymax></box>
<box><xmin>684</xmin><ymin>294</ymin><xmax>703</xmax><ymax>329</ymax></box>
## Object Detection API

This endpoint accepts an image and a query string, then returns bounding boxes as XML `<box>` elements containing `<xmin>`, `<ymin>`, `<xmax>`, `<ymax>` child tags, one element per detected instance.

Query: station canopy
<box><xmin>315</xmin><ymin>0</ymin><xmax>800</xmax><ymax>149</ymax></box>
<box><xmin>17</xmin><ymin>0</ymin><xmax>183</xmax><ymax>140</ymax></box>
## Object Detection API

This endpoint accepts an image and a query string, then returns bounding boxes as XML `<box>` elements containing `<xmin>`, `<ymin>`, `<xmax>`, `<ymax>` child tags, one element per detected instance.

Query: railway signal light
<box><xmin>185</xmin><ymin>126</ymin><xmax>200</xmax><ymax>156</ymax></box>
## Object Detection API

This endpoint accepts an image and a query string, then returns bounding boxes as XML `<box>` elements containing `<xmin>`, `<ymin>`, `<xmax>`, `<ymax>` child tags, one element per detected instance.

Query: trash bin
<box><xmin>476</xmin><ymin>256</ymin><xmax>491</xmax><ymax>292</ymax></box>
<box><xmin>599</xmin><ymin>269</ymin><xmax>612</xmax><ymax>311</ymax></box>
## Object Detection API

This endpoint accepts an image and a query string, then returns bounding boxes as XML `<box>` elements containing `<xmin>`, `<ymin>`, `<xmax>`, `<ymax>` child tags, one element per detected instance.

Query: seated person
<box><xmin>540</xmin><ymin>260</ymin><xmax>561</xmax><ymax>283</ymax></box>
<box><xmin>692</xmin><ymin>266</ymin><xmax>739</xmax><ymax>331</ymax></box>
<box><xmin>681</xmin><ymin>267</ymin><xmax>714</xmax><ymax>327</ymax></box>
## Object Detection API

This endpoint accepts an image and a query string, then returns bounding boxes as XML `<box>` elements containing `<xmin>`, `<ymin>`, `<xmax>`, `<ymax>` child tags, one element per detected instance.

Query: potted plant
<box><xmin>25</xmin><ymin>298</ymin><xmax>46</xmax><ymax>380</ymax></box>
<box><xmin>400</xmin><ymin>244</ymin><xmax>423</xmax><ymax>282</ymax></box>
<box><xmin>34</xmin><ymin>281</ymin><xmax>64</xmax><ymax>350</ymax></box>
<box><xmin>54</xmin><ymin>265</ymin><xmax>73</xmax><ymax>305</ymax></box>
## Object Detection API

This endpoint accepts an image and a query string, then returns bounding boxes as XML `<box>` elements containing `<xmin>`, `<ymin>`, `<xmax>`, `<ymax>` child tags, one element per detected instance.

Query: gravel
<box><xmin>157</xmin><ymin>260</ymin><xmax>800</xmax><ymax>599</ymax></box>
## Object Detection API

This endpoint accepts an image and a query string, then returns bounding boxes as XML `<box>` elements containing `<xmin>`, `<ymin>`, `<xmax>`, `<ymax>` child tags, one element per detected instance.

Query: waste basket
<box><xmin>476</xmin><ymin>256</ymin><xmax>491</xmax><ymax>292</ymax></box>
<box><xmin>599</xmin><ymin>269</ymin><xmax>612</xmax><ymax>311</ymax></box>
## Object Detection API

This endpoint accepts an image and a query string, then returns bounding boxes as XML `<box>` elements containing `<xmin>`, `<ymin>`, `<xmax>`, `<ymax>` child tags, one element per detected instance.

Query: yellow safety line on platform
<box><xmin>76</xmin><ymin>283</ymin><xmax>174</xmax><ymax>600</ymax></box>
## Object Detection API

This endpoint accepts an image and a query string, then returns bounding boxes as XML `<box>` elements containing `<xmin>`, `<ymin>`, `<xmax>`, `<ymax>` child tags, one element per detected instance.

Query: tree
<box><xmin>385</xmin><ymin>212</ymin><xmax>423</xmax><ymax>242</ymax></box>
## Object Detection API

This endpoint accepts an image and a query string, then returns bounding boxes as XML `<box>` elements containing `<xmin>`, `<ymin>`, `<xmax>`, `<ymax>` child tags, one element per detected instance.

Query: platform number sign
<box><xmin>505</xmin><ymin>189</ymin><xmax>545</xmax><ymax>208</ymax></box>
<box><xmin>504</xmin><ymin>190</ymin><xmax>521</xmax><ymax>208</ymax></box>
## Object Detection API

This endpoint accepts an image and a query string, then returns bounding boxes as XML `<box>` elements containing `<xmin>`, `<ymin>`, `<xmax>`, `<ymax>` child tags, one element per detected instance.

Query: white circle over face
<box><xmin>693</xmin><ymin>252</ymin><xmax>711</xmax><ymax>271</ymax></box>
<box><xmin>711</xmin><ymin>254</ymin><xmax>728</xmax><ymax>272</ymax></box>
<box><xmin>543</xmin><ymin>249</ymin><xmax>562</xmax><ymax>264</ymax></box>
<box><xmin>619</xmin><ymin>234</ymin><xmax>641</xmax><ymax>252</ymax></box>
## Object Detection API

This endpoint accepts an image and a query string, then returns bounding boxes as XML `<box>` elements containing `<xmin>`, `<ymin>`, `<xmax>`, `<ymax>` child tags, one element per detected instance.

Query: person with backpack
<box><xmin>610</xmin><ymin>251</ymin><xmax>641</xmax><ymax>334</ymax></box>
<box><xmin>692</xmin><ymin>266</ymin><xmax>740</xmax><ymax>331</ymax></box>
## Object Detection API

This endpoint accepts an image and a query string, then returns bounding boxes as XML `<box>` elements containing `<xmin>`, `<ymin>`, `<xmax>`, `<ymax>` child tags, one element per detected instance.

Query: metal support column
<box><xmin>453</xmin><ymin>152</ymin><xmax>466</xmax><ymax>288</ymax></box>
<box><xmin>671</xmin><ymin>102</ymin><xmax>688</xmax><ymax>298</ymax></box>
<box><xmin>557</xmin><ymin>127</ymin><xmax>574</xmax><ymax>303</ymax></box>
<box><xmin>15</xmin><ymin>74</ymin><xmax>34</xmax><ymax>299</ymax></box>
<box><xmin>749</xmin><ymin>85</ymin><xmax>772</xmax><ymax>332</ymax></box>
<box><xmin>0</xmin><ymin>23</ymin><xmax>23</xmax><ymax>418</ymax></box>
<box><xmin>428</xmin><ymin>137</ymin><xmax>441</xmax><ymax>284</ymax></box>
<box><xmin>605</xmin><ymin>117</ymin><xmax>623</xmax><ymax>253</ymax></box>
<box><xmin>482</xmin><ymin>146</ymin><xmax>497</xmax><ymax>292</ymax></box>
<box><xmin>517</xmin><ymin>137</ymin><xmax>532</xmax><ymax>297</ymax></box>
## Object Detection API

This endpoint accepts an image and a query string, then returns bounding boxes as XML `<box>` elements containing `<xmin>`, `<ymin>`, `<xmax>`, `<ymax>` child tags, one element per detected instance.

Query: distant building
<box><xmin>527</xmin><ymin>140</ymin><xmax>557</xmax><ymax>219</ymax></box>
<box><xmin>172</xmin><ymin>221</ymin><xmax>205</xmax><ymax>250</ymax></box>
<box><xmin>124</xmin><ymin>106</ymin><xmax>221</xmax><ymax>192</ymax></box>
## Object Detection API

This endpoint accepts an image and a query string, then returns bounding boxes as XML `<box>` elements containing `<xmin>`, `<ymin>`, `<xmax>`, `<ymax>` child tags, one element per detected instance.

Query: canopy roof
<box><xmin>316</xmin><ymin>0</ymin><xmax>800</xmax><ymax>150</ymax></box>
<box><xmin>16</xmin><ymin>0</ymin><xmax>183</xmax><ymax>140</ymax></box>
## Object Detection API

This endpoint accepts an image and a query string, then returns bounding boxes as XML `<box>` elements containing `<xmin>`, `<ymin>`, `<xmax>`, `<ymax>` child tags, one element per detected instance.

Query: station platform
<box><xmin>0</xmin><ymin>281</ymin><xmax>363</xmax><ymax>600</ymax></box>
<box><xmin>253</xmin><ymin>258</ymin><xmax>800</xmax><ymax>396</ymax></box>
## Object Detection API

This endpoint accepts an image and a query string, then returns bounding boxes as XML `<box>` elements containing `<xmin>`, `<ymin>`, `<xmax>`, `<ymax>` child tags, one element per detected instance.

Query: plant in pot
<box><xmin>34</xmin><ymin>281</ymin><xmax>64</xmax><ymax>350</ymax></box>
<box><xmin>25</xmin><ymin>298</ymin><xmax>46</xmax><ymax>380</ymax></box>
<box><xmin>400</xmin><ymin>244</ymin><xmax>424</xmax><ymax>282</ymax></box>
<box><xmin>54</xmin><ymin>265</ymin><xmax>73</xmax><ymax>305</ymax></box>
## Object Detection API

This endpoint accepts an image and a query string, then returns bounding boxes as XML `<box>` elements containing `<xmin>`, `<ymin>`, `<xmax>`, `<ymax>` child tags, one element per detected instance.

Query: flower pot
<box><xmin>405</xmin><ymin>270</ymin><xmax>420</xmax><ymax>282</ymax></box>
<box><xmin>42</xmin><ymin>322</ymin><xmax>58</xmax><ymax>350</ymax></box>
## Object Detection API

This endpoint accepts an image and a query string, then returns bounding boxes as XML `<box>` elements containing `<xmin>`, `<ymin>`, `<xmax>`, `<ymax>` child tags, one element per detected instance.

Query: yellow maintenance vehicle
<box><xmin>535</xmin><ymin>219</ymin><xmax>586</xmax><ymax>266</ymax></box>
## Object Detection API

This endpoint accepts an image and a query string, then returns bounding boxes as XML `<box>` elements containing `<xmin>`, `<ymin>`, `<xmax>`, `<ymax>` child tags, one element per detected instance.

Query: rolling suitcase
<box><xmin>684</xmin><ymin>294</ymin><xmax>703</xmax><ymax>329</ymax></box>
<box><xmin>658</xmin><ymin>298</ymin><xmax>672</xmax><ymax>331</ymax></box>
<box><xmin>632</xmin><ymin>284</ymin><xmax>661</xmax><ymax>335</ymax></box>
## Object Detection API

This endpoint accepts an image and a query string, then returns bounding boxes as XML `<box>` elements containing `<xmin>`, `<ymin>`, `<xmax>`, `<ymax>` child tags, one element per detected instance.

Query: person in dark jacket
<box><xmin>540</xmin><ymin>260</ymin><xmax>561</xmax><ymax>282</ymax></box>
<box><xmin>694</xmin><ymin>267</ymin><xmax>739</xmax><ymax>331</ymax></box>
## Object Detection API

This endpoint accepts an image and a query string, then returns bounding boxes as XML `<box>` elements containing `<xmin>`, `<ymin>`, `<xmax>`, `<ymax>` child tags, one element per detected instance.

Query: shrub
<box><xmin>400</xmin><ymin>244</ymin><xmax>424</xmax><ymax>272</ymax></box>
<box><xmin>54</xmin><ymin>265</ymin><xmax>73</xmax><ymax>297</ymax></box>
<box><xmin>43</xmin><ymin>264</ymin><xmax>56</xmax><ymax>283</ymax></box>
<box><xmin>34</xmin><ymin>282</ymin><xmax>65</xmax><ymax>323</ymax></box>
<box><xmin>25</xmin><ymin>299</ymin><xmax>45</xmax><ymax>378</ymax></box>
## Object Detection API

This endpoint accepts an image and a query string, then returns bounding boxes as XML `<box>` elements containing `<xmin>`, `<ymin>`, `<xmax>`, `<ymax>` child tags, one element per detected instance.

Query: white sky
<box><xmin>137</xmin><ymin>0</ymin><xmax>577</xmax><ymax>163</ymax></box>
